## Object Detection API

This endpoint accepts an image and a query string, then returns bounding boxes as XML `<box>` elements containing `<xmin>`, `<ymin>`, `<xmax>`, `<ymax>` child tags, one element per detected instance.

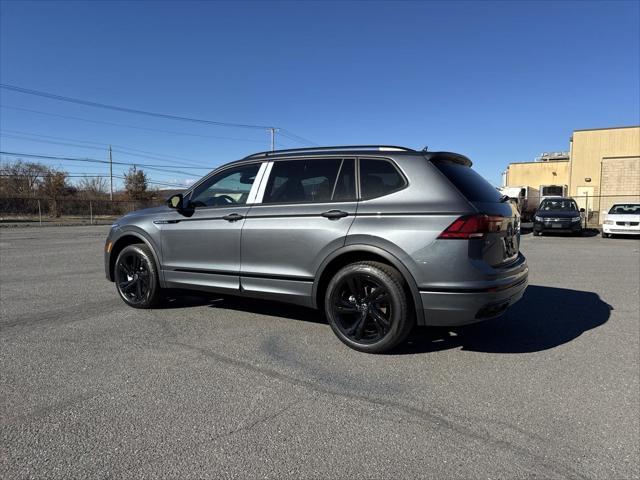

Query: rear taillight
<box><xmin>438</xmin><ymin>215</ymin><xmax>504</xmax><ymax>239</ymax></box>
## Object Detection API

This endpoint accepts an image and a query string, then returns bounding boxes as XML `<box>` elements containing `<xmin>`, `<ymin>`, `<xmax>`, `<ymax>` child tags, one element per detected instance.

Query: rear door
<box><xmin>240</xmin><ymin>157</ymin><xmax>357</xmax><ymax>302</ymax></box>
<box><xmin>433</xmin><ymin>160</ymin><xmax>520</xmax><ymax>266</ymax></box>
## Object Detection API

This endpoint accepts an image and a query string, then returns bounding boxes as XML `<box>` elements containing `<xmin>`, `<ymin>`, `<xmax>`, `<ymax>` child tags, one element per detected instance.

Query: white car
<box><xmin>602</xmin><ymin>203</ymin><xmax>640</xmax><ymax>238</ymax></box>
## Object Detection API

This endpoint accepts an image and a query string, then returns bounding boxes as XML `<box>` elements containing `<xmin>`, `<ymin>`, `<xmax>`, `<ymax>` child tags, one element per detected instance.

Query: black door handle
<box><xmin>223</xmin><ymin>213</ymin><xmax>244</xmax><ymax>222</ymax></box>
<box><xmin>321</xmin><ymin>210</ymin><xmax>349</xmax><ymax>220</ymax></box>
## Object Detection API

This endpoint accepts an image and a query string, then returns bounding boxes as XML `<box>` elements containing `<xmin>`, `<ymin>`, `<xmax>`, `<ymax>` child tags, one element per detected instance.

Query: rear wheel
<box><xmin>324</xmin><ymin>261</ymin><xmax>414</xmax><ymax>353</ymax></box>
<box><xmin>114</xmin><ymin>244</ymin><xmax>161</xmax><ymax>308</ymax></box>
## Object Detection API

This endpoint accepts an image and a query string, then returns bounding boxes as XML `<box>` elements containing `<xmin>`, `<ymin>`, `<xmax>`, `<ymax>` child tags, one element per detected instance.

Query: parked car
<box><xmin>104</xmin><ymin>146</ymin><xmax>528</xmax><ymax>353</ymax></box>
<box><xmin>533</xmin><ymin>197</ymin><xmax>584</xmax><ymax>236</ymax></box>
<box><xmin>602</xmin><ymin>203</ymin><xmax>640</xmax><ymax>238</ymax></box>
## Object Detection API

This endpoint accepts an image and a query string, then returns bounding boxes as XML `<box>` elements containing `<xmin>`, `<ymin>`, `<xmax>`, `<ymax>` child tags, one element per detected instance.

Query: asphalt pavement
<box><xmin>1</xmin><ymin>226</ymin><xmax>638</xmax><ymax>479</ymax></box>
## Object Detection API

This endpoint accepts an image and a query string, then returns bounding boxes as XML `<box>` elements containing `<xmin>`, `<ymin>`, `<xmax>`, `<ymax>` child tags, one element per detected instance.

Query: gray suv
<box><xmin>105</xmin><ymin>146</ymin><xmax>528</xmax><ymax>353</ymax></box>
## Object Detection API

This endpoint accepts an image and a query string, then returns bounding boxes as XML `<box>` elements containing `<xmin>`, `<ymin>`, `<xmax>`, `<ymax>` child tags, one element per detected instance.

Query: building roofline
<box><xmin>573</xmin><ymin>125</ymin><xmax>640</xmax><ymax>133</ymax></box>
<box><xmin>507</xmin><ymin>159</ymin><xmax>570</xmax><ymax>166</ymax></box>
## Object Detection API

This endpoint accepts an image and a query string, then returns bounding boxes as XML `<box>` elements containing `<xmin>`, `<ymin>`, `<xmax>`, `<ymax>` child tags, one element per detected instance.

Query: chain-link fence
<box><xmin>0</xmin><ymin>196</ymin><xmax>164</xmax><ymax>225</ymax></box>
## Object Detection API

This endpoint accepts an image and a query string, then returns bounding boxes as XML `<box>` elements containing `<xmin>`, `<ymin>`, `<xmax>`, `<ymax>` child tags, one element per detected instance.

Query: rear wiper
<box><xmin>499</xmin><ymin>195</ymin><xmax>510</xmax><ymax>203</ymax></box>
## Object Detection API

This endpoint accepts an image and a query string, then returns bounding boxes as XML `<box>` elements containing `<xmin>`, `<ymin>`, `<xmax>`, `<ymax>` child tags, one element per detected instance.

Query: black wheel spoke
<box><xmin>346</xmin><ymin>276</ymin><xmax>359</xmax><ymax>299</ymax></box>
<box><xmin>335</xmin><ymin>298</ymin><xmax>358</xmax><ymax>313</ymax></box>
<box><xmin>119</xmin><ymin>279</ymin><xmax>135</xmax><ymax>292</ymax></box>
<box><xmin>331</xmin><ymin>272</ymin><xmax>395</xmax><ymax>345</ymax></box>
<box><xmin>370</xmin><ymin>307</ymin><xmax>390</xmax><ymax>329</ymax></box>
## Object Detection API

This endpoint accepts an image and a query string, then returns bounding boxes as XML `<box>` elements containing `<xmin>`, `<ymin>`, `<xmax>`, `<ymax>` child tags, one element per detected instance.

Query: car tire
<box><xmin>324</xmin><ymin>261</ymin><xmax>414</xmax><ymax>353</ymax></box>
<box><xmin>114</xmin><ymin>244</ymin><xmax>162</xmax><ymax>309</ymax></box>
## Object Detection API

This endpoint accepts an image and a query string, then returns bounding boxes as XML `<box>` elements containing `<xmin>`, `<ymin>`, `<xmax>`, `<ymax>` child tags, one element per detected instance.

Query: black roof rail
<box><xmin>242</xmin><ymin>145</ymin><xmax>416</xmax><ymax>160</ymax></box>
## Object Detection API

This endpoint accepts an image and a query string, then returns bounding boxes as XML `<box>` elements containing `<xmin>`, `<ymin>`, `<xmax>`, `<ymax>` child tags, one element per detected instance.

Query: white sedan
<box><xmin>602</xmin><ymin>203</ymin><xmax>640</xmax><ymax>238</ymax></box>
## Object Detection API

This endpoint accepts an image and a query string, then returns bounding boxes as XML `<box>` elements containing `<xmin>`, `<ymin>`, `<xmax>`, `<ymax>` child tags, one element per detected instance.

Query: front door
<box><xmin>240</xmin><ymin>158</ymin><xmax>357</xmax><ymax>304</ymax></box>
<box><xmin>159</xmin><ymin>162</ymin><xmax>264</xmax><ymax>292</ymax></box>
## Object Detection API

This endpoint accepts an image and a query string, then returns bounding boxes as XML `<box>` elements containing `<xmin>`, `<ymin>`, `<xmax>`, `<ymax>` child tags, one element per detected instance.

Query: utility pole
<box><xmin>109</xmin><ymin>145</ymin><xmax>113</xmax><ymax>201</ymax></box>
<box><xmin>269</xmin><ymin>127</ymin><xmax>278</xmax><ymax>151</ymax></box>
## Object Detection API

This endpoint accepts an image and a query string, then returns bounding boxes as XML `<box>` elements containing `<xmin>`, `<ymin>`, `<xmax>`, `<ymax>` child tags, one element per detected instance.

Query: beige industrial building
<box><xmin>503</xmin><ymin>126</ymin><xmax>640</xmax><ymax>223</ymax></box>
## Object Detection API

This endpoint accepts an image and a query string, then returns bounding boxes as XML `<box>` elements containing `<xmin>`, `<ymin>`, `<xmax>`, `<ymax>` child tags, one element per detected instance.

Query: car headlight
<box><xmin>604</xmin><ymin>220</ymin><xmax>614</xmax><ymax>225</ymax></box>
<box><xmin>572</xmin><ymin>216</ymin><xmax>581</xmax><ymax>222</ymax></box>
<box><xmin>535</xmin><ymin>216</ymin><xmax>543</xmax><ymax>222</ymax></box>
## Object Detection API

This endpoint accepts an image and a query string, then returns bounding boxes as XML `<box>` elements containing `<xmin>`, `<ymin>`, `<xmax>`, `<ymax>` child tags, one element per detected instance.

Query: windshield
<box><xmin>539</xmin><ymin>199</ymin><xmax>578</xmax><ymax>212</ymax></box>
<box><xmin>608</xmin><ymin>204</ymin><xmax>640</xmax><ymax>215</ymax></box>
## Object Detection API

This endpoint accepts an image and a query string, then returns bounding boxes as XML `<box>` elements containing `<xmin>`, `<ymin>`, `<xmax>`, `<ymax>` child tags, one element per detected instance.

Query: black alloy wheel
<box><xmin>114</xmin><ymin>244</ymin><xmax>161</xmax><ymax>308</ymax></box>
<box><xmin>325</xmin><ymin>261</ymin><xmax>414</xmax><ymax>353</ymax></box>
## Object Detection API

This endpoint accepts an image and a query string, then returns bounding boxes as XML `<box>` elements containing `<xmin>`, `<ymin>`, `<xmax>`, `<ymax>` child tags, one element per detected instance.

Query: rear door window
<box><xmin>263</xmin><ymin>159</ymin><xmax>342</xmax><ymax>204</ymax></box>
<box><xmin>433</xmin><ymin>161</ymin><xmax>501</xmax><ymax>203</ymax></box>
<box><xmin>359</xmin><ymin>159</ymin><xmax>406</xmax><ymax>200</ymax></box>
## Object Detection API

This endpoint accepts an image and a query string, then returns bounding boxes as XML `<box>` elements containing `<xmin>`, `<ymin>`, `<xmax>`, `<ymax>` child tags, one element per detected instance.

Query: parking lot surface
<box><xmin>1</xmin><ymin>226</ymin><xmax>638</xmax><ymax>479</ymax></box>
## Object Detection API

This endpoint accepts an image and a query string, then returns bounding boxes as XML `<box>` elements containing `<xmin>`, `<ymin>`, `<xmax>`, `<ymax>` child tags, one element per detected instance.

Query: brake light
<box><xmin>438</xmin><ymin>215</ymin><xmax>504</xmax><ymax>239</ymax></box>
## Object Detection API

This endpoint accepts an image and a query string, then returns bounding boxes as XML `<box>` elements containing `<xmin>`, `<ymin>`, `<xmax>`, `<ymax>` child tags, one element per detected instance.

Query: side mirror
<box><xmin>580</xmin><ymin>208</ymin><xmax>585</xmax><ymax>213</ymax></box>
<box><xmin>167</xmin><ymin>193</ymin><xmax>184</xmax><ymax>210</ymax></box>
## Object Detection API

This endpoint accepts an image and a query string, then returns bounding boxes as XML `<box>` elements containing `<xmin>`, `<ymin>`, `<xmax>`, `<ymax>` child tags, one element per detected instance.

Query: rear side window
<box><xmin>359</xmin><ymin>159</ymin><xmax>406</xmax><ymax>200</ymax></box>
<box><xmin>433</xmin><ymin>161</ymin><xmax>500</xmax><ymax>203</ymax></box>
<box><xmin>263</xmin><ymin>159</ymin><xmax>343</xmax><ymax>204</ymax></box>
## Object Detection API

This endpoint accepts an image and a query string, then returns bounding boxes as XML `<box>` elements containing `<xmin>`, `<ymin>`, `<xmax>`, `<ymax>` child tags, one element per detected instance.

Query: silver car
<box><xmin>105</xmin><ymin>146</ymin><xmax>528</xmax><ymax>353</ymax></box>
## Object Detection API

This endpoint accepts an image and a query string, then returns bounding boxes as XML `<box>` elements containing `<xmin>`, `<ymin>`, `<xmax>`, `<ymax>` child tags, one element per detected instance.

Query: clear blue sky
<box><xmin>1</xmin><ymin>0</ymin><xmax>639</xmax><ymax>189</ymax></box>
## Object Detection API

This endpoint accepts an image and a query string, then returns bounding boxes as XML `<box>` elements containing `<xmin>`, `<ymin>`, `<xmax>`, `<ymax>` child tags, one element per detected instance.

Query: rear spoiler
<box><xmin>423</xmin><ymin>151</ymin><xmax>472</xmax><ymax>167</ymax></box>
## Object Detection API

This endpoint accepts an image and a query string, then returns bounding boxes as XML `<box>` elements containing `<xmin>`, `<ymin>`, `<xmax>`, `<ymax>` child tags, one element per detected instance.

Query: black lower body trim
<box><xmin>172</xmin><ymin>268</ymin><xmax>314</xmax><ymax>283</ymax></box>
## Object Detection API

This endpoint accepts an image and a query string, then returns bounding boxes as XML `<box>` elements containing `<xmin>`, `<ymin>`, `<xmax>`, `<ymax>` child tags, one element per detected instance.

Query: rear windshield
<box><xmin>608</xmin><ymin>204</ymin><xmax>640</xmax><ymax>214</ymax></box>
<box><xmin>433</xmin><ymin>161</ymin><xmax>500</xmax><ymax>202</ymax></box>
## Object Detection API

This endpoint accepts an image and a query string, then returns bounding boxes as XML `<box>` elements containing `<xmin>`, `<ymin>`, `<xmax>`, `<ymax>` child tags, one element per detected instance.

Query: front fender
<box><xmin>106</xmin><ymin>226</ymin><xmax>163</xmax><ymax>284</ymax></box>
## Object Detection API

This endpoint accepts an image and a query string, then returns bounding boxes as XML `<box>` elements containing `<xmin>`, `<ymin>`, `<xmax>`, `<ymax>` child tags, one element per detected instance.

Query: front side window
<box><xmin>359</xmin><ymin>159</ymin><xmax>406</xmax><ymax>200</ymax></box>
<box><xmin>263</xmin><ymin>159</ymin><xmax>344</xmax><ymax>204</ymax></box>
<box><xmin>190</xmin><ymin>163</ymin><xmax>260</xmax><ymax>207</ymax></box>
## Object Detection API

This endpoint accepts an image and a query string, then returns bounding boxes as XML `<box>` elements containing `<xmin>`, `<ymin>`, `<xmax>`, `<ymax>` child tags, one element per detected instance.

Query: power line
<box><xmin>0</xmin><ymin>150</ymin><xmax>204</xmax><ymax>177</ymax></box>
<box><xmin>0</xmin><ymin>83</ymin><xmax>277</xmax><ymax>130</ymax></box>
<box><xmin>0</xmin><ymin>105</ymin><xmax>269</xmax><ymax>144</ymax></box>
<box><xmin>0</xmin><ymin>131</ymin><xmax>210</xmax><ymax>169</ymax></box>
<box><xmin>0</xmin><ymin>84</ymin><xmax>318</xmax><ymax>145</ymax></box>
<box><xmin>1</xmin><ymin>128</ymin><xmax>209</xmax><ymax>165</ymax></box>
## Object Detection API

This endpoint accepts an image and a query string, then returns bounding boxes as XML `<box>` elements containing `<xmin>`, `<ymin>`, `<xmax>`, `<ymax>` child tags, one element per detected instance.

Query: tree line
<box><xmin>0</xmin><ymin>159</ymin><xmax>164</xmax><ymax>217</ymax></box>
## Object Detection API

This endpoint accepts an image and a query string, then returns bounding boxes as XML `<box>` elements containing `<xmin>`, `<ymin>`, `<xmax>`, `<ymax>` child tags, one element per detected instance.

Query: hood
<box><xmin>123</xmin><ymin>205</ymin><xmax>170</xmax><ymax>217</ymax></box>
<box><xmin>536</xmin><ymin>210</ymin><xmax>579</xmax><ymax>219</ymax></box>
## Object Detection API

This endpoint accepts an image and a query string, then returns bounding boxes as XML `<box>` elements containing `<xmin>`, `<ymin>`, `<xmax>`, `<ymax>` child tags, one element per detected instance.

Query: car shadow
<box><xmin>397</xmin><ymin>285</ymin><xmax>612</xmax><ymax>354</ymax></box>
<box><xmin>160</xmin><ymin>289</ymin><xmax>327</xmax><ymax>324</ymax></box>
<box><xmin>159</xmin><ymin>285</ymin><xmax>611</xmax><ymax>355</ymax></box>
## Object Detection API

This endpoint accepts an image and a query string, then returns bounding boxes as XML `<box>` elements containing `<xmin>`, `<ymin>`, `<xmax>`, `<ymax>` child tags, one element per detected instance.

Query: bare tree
<box><xmin>78</xmin><ymin>176</ymin><xmax>108</xmax><ymax>199</ymax></box>
<box><xmin>0</xmin><ymin>160</ymin><xmax>48</xmax><ymax>197</ymax></box>
<box><xmin>40</xmin><ymin>171</ymin><xmax>69</xmax><ymax>217</ymax></box>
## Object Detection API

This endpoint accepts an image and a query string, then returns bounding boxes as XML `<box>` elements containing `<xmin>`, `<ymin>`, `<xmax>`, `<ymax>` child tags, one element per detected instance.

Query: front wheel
<box><xmin>114</xmin><ymin>244</ymin><xmax>162</xmax><ymax>308</ymax></box>
<box><xmin>324</xmin><ymin>261</ymin><xmax>414</xmax><ymax>353</ymax></box>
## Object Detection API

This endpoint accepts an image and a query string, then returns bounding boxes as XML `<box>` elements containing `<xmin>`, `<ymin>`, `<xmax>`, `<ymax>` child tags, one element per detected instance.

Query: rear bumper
<box><xmin>420</xmin><ymin>269</ymin><xmax>529</xmax><ymax>327</ymax></box>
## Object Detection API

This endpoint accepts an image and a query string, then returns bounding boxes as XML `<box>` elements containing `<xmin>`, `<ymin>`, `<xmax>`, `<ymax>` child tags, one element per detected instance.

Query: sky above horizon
<box><xmin>1</xmin><ymin>0</ymin><xmax>639</xmax><ymax>189</ymax></box>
